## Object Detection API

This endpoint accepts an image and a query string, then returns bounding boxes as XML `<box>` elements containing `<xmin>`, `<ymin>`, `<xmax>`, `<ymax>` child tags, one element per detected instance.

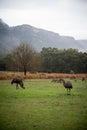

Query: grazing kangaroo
<box><xmin>11</xmin><ymin>77</ymin><xmax>25</xmax><ymax>89</ymax></box>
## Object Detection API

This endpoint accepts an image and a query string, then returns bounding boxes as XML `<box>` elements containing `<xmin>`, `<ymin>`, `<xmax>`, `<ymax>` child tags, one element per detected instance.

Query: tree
<box><xmin>41</xmin><ymin>47</ymin><xmax>59</xmax><ymax>72</ymax></box>
<box><xmin>0</xmin><ymin>56</ymin><xmax>6</xmax><ymax>71</ymax></box>
<box><xmin>11</xmin><ymin>42</ymin><xmax>35</xmax><ymax>76</ymax></box>
<box><xmin>30</xmin><ymin>52</ymin><xmax>43</xmax><ymax>72</ymax></box>
<box><xmin>41</xmin><ymin>47</ymin><xmax>87</xmax><ymax>73</ymax></box>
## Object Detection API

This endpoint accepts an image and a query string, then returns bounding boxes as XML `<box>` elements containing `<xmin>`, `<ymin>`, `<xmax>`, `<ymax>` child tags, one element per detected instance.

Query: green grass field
<box><xmin>0</xmin><ymin>79</ymin><xmax>87</xmax><ymax>130</ymax></box>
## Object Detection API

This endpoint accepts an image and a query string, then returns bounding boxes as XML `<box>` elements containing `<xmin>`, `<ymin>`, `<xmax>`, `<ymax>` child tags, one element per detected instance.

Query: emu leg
<box><xmin>69</xmin><ymin>89</ymin><xmax>71</xmax><ymax>95</ymax></box>
<box><xmin>67</xmin><ymin>89</ymin><xmax>68</xmax><ymax>95</ymax></box>
<box><xmin>67</xmin><ymin>89</ymin><xmax>70</xmax><ymax>95</ymax></box>
<box><xmin>16</xmin><ymin>84</ymin><xmax>19</xmax><ymax>89</ymax></box>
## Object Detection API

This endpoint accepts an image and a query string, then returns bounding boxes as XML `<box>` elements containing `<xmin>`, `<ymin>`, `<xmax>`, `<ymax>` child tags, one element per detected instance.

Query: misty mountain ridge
<box><xmin>0</xmin><ymin>19</ymin><xmax>87</xmax><ymax>53</ymax></box>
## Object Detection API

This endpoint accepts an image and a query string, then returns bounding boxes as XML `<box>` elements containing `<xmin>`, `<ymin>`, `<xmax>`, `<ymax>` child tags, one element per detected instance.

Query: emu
<box><xmin>61</xmin><ymin>79</ymin><xmax>73</xmax><ymax>95</ymax></box>
<box><xmin>11</xmin><ymin>77</ymin><xmax>25</xmax><ymax>89</ymax></box>
<box><xmin>82</xmin><ymin>77</ymin><xmax>85</xmax><ymax>81</ymax></box>
<box><xmin>51</xmin><ymin>79</ymin><xmax>59</xmax><ymax>82</ymax></box>
<box><xmin>51</xmin><ymin>78</ymin><xmax>62</xmax><ymax>83</ymax></box>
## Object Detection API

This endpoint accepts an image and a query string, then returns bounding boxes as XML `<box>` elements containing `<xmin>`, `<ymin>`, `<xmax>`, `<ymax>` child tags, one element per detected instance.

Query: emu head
<box><xmin>11</xmin><ymin>80</ymin><xmax>14</xmax><ymax>84</ymax></box>
<box><xmin>20</xmin><ymin>81</ymin><xmax>25</xmax><ymax>89</ymax></box>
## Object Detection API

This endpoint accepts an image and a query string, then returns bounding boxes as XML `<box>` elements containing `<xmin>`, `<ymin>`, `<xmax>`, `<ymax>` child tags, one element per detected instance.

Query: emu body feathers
<box><xmin>62</xmin><ymin>79</ymin><xmax>73</xmax><ymax>94</ymax></box>
<box><xmin>11</xmin><ymin>77</ymin><xmax>25</xmax><ymax>89</ymax></box>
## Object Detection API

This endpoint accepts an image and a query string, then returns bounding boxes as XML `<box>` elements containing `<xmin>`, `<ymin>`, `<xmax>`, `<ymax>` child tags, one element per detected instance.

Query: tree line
<box><xmin>0</xmin><ymin>43</ymin><xmax>87</xmax><ymax>75</ymax></box>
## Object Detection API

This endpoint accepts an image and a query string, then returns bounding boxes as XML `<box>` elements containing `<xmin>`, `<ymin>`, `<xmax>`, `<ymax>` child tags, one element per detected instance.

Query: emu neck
<box><xmin>62</xmin><ymin>80</ymin><xmax>65</xmax><ymax>85</ymax></box>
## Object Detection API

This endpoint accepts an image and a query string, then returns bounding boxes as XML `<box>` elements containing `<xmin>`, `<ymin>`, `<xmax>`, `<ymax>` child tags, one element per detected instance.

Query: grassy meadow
<box><xmin>0</xmin><ymin>78</ymin><xmax>87</xmax><ymax>130</ymax></box>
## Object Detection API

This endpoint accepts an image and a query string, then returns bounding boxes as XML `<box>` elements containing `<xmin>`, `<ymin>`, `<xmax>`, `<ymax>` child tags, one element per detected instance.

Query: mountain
<box><xmin>0</xmin><ymin>19</ymin><xmax>87</xmax><ymax>53</ymax></box>
<box><xmin>0</xmin><ymin>19</ymin><xmax>19</xmax><ymax>54</ymax></box>
<box><xmin>77</xmin><ymin>40</ymin><xmax>87</xmax><ymax>52</ymax></box>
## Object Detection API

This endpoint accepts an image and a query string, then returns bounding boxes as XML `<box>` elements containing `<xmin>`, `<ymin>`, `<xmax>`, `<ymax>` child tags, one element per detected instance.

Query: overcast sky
<box><xmin>0</xmin><ymin>0</ymin><xmax>87</xmax><ymax>39</ymax></box>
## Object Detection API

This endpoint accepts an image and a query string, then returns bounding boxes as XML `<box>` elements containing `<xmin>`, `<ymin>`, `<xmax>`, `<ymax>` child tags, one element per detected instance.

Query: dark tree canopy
<box><xmin>41</xmin><ymin>47</ymin><xmax>87</xmax><ymax>73</ymax></box>
<box><xmin>0</xmin><ymin>46</ymin><xmax>87</xmax><ymax>73</ymax></box>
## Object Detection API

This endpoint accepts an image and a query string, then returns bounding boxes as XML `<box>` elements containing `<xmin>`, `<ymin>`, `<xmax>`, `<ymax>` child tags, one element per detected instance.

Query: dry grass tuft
<box><xmin>0</xmin><ymin>72</ymin><xmax>87</xmax><ymax>80</ymax></box>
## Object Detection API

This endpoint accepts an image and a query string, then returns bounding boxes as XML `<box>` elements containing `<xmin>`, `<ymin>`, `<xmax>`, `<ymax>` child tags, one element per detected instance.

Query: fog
<box><xmin>0</xmin><ymin>0</ymin><xmax>87</xmax><ymax>39</ymax></box>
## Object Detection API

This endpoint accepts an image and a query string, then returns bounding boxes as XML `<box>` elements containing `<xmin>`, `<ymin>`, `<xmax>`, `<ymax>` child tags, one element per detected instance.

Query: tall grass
<box><xmin>0</xmin><ymin>71</ymin><xmax>87</xmax><ymax>79</ymax></box>
<box><xmin>0</xmin><ymin>79</ymin><xmax>87</xmax><ymax>130</ymax></box>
